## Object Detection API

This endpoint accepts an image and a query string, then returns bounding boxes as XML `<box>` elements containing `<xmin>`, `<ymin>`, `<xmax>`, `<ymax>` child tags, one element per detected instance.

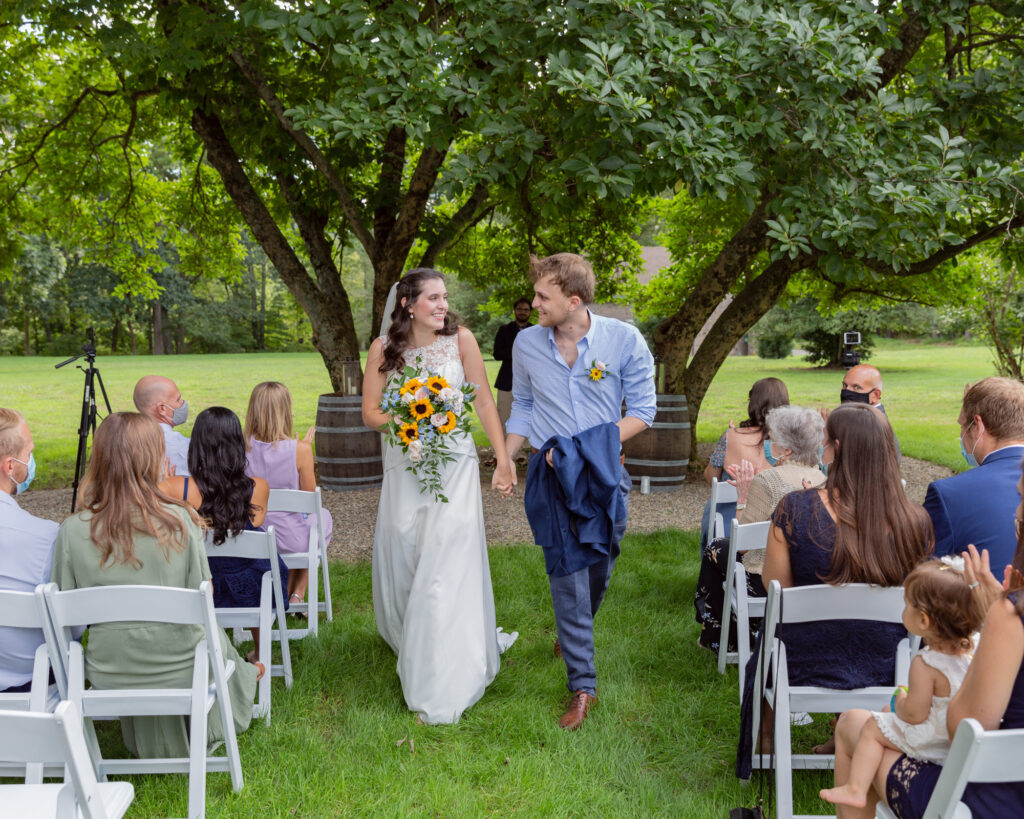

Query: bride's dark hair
<box><xmin>379</xmin><ymin>268</ymin><xmax>459</xmax><ymax>373</ymax></box>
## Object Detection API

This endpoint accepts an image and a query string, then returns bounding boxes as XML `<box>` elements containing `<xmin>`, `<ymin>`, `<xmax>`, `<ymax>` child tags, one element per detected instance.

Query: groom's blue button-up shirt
<box><xmin>506</xmin><ymin>311</ymin><xmax>656</xmax><ymax>448</ymax></box>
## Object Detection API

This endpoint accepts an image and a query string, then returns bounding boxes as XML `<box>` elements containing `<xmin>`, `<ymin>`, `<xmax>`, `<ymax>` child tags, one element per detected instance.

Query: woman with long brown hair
<box><xmin>736</xmin><ymin>403</ymin><xmax>933</xmax><ymax>778</ymax></box>
<box><xmin>51</xmin><ymin>412</ymin><xmax>259</xmax><ymax>759</ymax></box>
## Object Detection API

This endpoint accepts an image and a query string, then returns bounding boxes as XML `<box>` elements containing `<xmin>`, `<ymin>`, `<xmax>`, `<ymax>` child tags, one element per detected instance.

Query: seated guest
<box><xmin>163</xmin><ymin>406</ymin><xmax>287</xmax><ymax>655</ymax></box>
<box><xmin>736</xmin><ymin>404</ymin><xmax>933</xmax><ymax>779</ymax></box>
<box><xmin>133</xmin><ymin>375</ymin><xmax>192</xmax><ymax>476</ymax></box>
<box><xmin>700</xmin><ymin>377</ymin><xmax>789</xmax><ymax>546</ymax></box>
<box><xmin>0</xmin><ymin>408</ymin><xmax>59</xmax><ymax>693</ymax></box>
<box><xmin>51</xmin><ymin>413</ymin><xmax>259</xmax><ymax>759</ymax></box>
<box><xmin>838</xmin><ymin>484</ymin><xmax>1024</xmax><ymax>818</ymax></box>
<box><xmin>840</xmin><ymin>364</ymin><xmax>900</xmax><ymax>458</ymax></box>
<box><xmin>695</xmin><ymin>405</ymin><xmax>825</xmax><ymax>651</ymax></box>
<box><xmin>244</xmin><ymin>381</ymin><xmax>333</xmax><ymax>610</ymax></box>
<box><xmin>924</xmin><ymin>376</ymin><xmax>1024</xmax><ymax>567</ymax></box>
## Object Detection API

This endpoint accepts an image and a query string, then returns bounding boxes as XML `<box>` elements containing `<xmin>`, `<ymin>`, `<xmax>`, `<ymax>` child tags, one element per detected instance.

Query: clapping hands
<box><xmin>725</xmin><ymin>458</ymin><xmax>756</xmax><ymax>506</ymax></box>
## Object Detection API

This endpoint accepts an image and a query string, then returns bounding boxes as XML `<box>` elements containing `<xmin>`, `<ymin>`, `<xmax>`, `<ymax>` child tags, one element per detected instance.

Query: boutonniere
<box><xmin>588</xmin><ymin>360</ymin><xmax>608</xmax><ymax>382</ymax></box>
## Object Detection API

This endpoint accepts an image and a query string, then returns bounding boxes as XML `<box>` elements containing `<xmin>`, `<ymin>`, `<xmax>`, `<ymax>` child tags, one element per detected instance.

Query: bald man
<box><xmin>133</xmin><ymin>375</ymin><xmax>191</xmax><ymax>476</ymax></box>
<box><xmin>840</xmin><ymin>363</ymin><xmax>900</xmax><ymax>457</ymax></box>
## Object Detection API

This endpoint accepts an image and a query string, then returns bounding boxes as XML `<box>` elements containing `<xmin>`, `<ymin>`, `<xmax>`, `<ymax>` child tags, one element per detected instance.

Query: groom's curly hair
<box><xmin>380</xmin><ymin>269</ymin><xmax>459</xmax><ymax>373</ymax></box>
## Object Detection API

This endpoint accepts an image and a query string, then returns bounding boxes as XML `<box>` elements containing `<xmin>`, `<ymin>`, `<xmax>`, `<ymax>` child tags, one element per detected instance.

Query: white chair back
<box><xmin>753</xmin><ymin>580</ymin><xmax>911</xmax><ymax>819</ymax></box>
<box><xmin>205</xmin><ymin>527</ymin><xmax>292</xmax><ymax>721</ymax></box>
<box><xmin>41</xmin><ymin>581</ymin><xmax>243</xmax><ymax>819</ymax></box>
<box><xmin>709</xmin><ymin>478</ymin><xmax>738</xmax><ymax>541</ymax></box>
<box><xmin>0</xmin><ymin>701</ymin><xmax>134</xmax><ymax>818</ymax></box>
<box><xmin>716</xmin><ymin>518</ymin><xmax>771</xmax><ymax>695</ymax></box>
<box><xmin>266</xmin><ymin>487</ymin><xmax>333</xmax><ymax>633</ymax></box>
<box><xmin>0</xmin><ymin>587</ymin><xmax>59</xmax><ymax>713</ymax></box>
<box><xmin>876</xmin><ymin>717</ymin><xmax>1024</xmax><ymax>819</ymax></box>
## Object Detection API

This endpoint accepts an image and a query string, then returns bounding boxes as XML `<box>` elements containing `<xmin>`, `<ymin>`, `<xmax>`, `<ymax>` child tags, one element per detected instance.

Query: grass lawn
<box><xmin>0</xmin><ymin>338</ymin><xmax>997</xmax><ymax>488</ymax></box>
<box><xmin>95</xmin><ymin>530</ymin><xmax>840</xmax><ymax>818</ymax></box>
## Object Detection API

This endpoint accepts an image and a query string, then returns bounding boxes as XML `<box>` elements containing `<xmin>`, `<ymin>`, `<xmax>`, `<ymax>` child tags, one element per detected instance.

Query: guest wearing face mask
<box><xmin>839</xmin><ymin>364</ymin><xmax>901</xmax><ymax>459</ymax></box>
<box><xmin>0</xmin><ymin>408</ymin><xmax>59</xmax><ymax>694</ymax></box>
<box><xmin>923</xmin><ymin>376</ymin><xmax>1024</xmax><ymax>566</ymax></box>
<box><xmin>133</xmin><ymin>375</ymin><xmax>191</xmax><ymax>477</ymax></box>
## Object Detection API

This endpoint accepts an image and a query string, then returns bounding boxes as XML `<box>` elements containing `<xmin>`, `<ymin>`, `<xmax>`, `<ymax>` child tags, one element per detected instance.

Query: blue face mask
<box><xmin>763</xmin><ymin>439</ymin><xmax>779</xmax><ymax>467</ymax></box>
<box><xmin>9</xmin><ymin>453</ymin><xmax>35</xmax><ymax>494</ymax></box>
<box><xmin>960</xmin><ymin>421</ymin><xmax>979</xmax><ymax>468</ymax></box>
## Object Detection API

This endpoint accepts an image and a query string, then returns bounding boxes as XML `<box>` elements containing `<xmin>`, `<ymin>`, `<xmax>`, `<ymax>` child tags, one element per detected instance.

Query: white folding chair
<box><xmin>42</xmin><ymin>581</ymin><xmax>244</xmax><ymax>819</ymax></box>
<box><xmin>0</xmin><ymin>587</ymin><xmax>60</xmax><ymax>714</ymax></box>
<box><xmin>206</xmin><ymin>527</ymin><xmax>292</xmax><ymax>723</ymax></box>
<box><xmin>716</xmin><ymin>518</ymin><xmax>771</xmax><ymax>697</ymax></box>
<box><xmin>0</xmin><ymin>701</ymin><xmax>134</xmax><ymax>818</ymax></box>
<box><xmin>751</xmin><ymin>581</ymin><xmax>912</xmax><ymax>819</ymax></box>
<box><xmin>876</xmin><ymin>717</ymin><xmax>1024</xmax><ymax>819</ymax></box>
<box><xmin>709</xmin><ymin>477</ymin><xmax>738</xmax><ymax>541</ymax></box>
<box><xmin>266</xmin><ymin>487</ymin><xmax>332</xmax><ymax>636</ymax></box>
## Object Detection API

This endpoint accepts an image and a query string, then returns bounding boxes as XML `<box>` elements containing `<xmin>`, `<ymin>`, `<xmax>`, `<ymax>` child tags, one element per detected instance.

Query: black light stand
<box><xmin>55</xmin><ymin>328</ymin><xmax>111</xmax><ymax>513</ymax></box>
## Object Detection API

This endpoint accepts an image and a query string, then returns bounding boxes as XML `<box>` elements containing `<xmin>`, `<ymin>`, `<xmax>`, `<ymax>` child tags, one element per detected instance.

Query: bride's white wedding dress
<box><xmin>372</xmin><ymin>333</ymin><xmax>516</xmax><ymax>724</ymax></box>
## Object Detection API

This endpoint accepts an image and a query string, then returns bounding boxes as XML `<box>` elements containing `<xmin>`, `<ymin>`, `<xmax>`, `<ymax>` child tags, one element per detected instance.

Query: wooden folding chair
<box><xmin>751</xmin><ymin>581</ymin><xmax>911</xmax><ymax>819</ymax></box>
<box><xmin>876</xmin><ymin>717</ymin><xmax>1024</xmax><ymax>819</ymax></box>
<box><xmin>709</xmin><ymin>477</ymin><xmax>738</xmax><ymax>541</ymax></box>
<box><xmin>0</xmin><ymin>701</ymin><xmax>134</xmax><ymax>818</ymax></box>
<box><xmin>266</xmin><ymin>487</ymin><xmax>333</xmax><ymax>636</ymax></box>
<box><xmin>716</xmin><ymin>518</ymin><xmax>771</xmax><ymax>697</ymax></box>
<box><xmin>42</xmin><ymin>581</ymin><xmax>244</xmax><ymax>819</ymax></box>
<box><xmin>206</xmin><ymin>527</ymin><xmax>293</xmax><ymax>723</ymax></box>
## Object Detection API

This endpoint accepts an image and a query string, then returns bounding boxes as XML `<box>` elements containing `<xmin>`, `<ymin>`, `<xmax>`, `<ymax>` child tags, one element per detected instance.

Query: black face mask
<box><xmin>839</xmin><ymin>388</ymin><xmax>873</xmax><ymax>405</ymax></box>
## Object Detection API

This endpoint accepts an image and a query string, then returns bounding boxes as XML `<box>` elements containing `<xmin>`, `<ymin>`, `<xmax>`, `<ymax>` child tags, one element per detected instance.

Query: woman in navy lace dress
<box><xmin>737</xmin><ymin>403</ymin><xmax>933</xmax><ymax>778</ymax></box>
<box><xmin>833</xmin><ymin>471</ymin><xmax>1024</xmax><ymax>819</ymax></box>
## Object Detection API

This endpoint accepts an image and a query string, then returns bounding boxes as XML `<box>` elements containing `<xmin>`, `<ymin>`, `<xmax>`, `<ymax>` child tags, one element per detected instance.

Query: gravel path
<box><xmin>18</xmin><ymin>444</ymin><xmax>952</xmax><ymax>564</ymax></box>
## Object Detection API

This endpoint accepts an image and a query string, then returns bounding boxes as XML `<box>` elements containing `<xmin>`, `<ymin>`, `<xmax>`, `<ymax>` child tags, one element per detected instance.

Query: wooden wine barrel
<box><xmin>314</xmin><ymin>393</ymin><xmax>383</xmax><ymax>491</ymax></box>
<box><xmin>622</xmin><ymin>394</ymin><xmax>691</xmax><ymax>492</ymax></box>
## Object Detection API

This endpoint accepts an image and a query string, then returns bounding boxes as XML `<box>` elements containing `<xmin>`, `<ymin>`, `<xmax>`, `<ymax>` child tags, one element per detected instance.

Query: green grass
<box><xmin>89</xmin><ymin>531</ymin><xmax>839</xmax><ymax>818</ymax></box>
<box><xmin>1</xmin><ymin>339</ymin><xmax>996</xmax><ymax>488</ymax></box>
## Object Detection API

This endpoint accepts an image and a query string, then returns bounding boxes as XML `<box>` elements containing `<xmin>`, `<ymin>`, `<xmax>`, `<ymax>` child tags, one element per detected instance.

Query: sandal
<box><xmin>289</xmin><ymin>593</ymin><xmax>307</xmax><ymax>620</ymax></box>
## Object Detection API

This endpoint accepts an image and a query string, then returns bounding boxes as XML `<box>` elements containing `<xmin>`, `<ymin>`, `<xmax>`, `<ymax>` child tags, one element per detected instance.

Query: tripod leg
<box><xmin>93</xmin><ymin>366</ymin><xmax>112</xmax><ymax>415</ymax></box>
<box><xmin>69</xmin><ymin>368</ymin><xmax>95</xmax><ymax>514</ymax></box>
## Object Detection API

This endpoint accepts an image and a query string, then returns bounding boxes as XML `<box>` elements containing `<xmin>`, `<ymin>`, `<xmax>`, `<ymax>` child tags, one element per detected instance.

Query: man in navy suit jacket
<box><xmin>924</xmin><ymin>377</ymin><xmax>1024</xmax><ymax>569</ymax></box>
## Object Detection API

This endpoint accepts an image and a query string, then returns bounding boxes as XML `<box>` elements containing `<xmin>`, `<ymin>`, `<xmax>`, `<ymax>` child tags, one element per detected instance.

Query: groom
<box><xmin>504</xmin><ymin>253</ymin><xmax>656</xmax><ymax>730</ymax></box>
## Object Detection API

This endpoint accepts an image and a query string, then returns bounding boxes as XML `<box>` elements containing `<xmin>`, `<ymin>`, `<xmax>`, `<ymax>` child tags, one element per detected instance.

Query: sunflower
<box><xmin>425</xmin><ymin>375</ymin><xmax>450</xmax><ymax>394</ymax></box>
<box><xmin>400</xmin><ymin>378</ymin><xmax>424</xmax><ymax>396</ymax></box>
<box><xmin>437</xmin><ymin>410</ymin><xmax>458</xmax><ymax>434</ymax></box>
<box><xmin>409</xmin><ymin>399</ymin><xmax>435</xmax><ymax>420</ymax></box>
<box><xmin>589</xmin><ymin>366</ymin><xmax>606</xmax><ymax>381</ymax></box>
<box><xmin>398</xmin><ymin>423</ymin><xmax>419</xmax><ymax>444</ymax></box>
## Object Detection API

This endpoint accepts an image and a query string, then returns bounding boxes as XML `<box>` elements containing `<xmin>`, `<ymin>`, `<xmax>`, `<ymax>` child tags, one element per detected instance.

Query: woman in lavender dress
<box><xmin>244</xmin><ymin>381</ymin><xmax>333</xmax><ymax>610</ymax></box>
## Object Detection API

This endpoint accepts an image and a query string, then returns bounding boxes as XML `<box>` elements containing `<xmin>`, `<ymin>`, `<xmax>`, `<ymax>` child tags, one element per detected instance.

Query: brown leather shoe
<box><xmin>553</xmin><ymin>639</ymin><xmax>562</xmax><ymax>658</ymax></box>
<box><xmin>559</xmin><ymin>691</ymin><xmax>596</xmax><ymax>730</ymax></box>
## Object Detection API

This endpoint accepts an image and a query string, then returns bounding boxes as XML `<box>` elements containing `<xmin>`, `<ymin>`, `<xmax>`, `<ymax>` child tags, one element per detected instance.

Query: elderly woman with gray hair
<box><xmin>696</xmin><ymin>405</ymin><xmax>827</xmax><ymax>652</ymax></box>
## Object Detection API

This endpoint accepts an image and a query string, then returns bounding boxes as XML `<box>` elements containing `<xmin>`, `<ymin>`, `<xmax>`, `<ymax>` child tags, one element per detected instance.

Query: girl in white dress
<box><xmin>361</xmin><ymin>269</ymin><xmax>517</xmax><ymax>724</ymax></box>
<box><xmin>821</xmin><ymin>559</ymin><xmax>985</xmax><ymax>809</ymax></box>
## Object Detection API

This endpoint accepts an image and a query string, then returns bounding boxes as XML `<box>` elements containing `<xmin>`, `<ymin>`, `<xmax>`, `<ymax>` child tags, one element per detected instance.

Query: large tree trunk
<box><xmin>191</xmin><ymin>106</ymin><xmax>360</xmax><ymax>391</ymax></box>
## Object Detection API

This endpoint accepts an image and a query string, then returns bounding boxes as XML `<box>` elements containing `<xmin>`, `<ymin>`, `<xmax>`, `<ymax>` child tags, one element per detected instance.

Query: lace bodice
<box><xmin>384</xmin><ymin>333</ymin><xmax>465</xmax><ymax>388</ymax></box>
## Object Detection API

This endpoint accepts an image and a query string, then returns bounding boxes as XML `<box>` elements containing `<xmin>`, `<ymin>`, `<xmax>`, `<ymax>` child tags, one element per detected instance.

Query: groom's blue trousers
<box><xmin>548</xmin><ymin>475</ymin><xmax>629</xmax><ymax>696</ymax></box>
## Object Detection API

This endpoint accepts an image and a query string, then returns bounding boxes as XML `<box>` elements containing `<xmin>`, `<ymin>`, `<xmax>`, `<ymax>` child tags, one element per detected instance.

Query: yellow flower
<box><xmin>400</xmin><ymin>378</ymin><xmax>424</xmax><ymax>396</ymax></box>
<box><xmin>409</xmin><ymin>399</ymin><xmax>435</xmax><ymax>420</ymax></box>
<box><xmin>437</xmin><ymin>411</ymin><xmax>458</xmax><ymax>434</ymax></box>
<box><xmin>398</xmin><ymin>423</ymin><xmax>419</xmax><ymax>444</ymax></box>
<box><xmin>426</xmin><ymin>375</ymin><xmax>450</xmax><ymax>394</ymax></box>
<box><xmin>589</xmin><ymin>367</ymin><xmax>605</xmax><ymax>381</ymax></box>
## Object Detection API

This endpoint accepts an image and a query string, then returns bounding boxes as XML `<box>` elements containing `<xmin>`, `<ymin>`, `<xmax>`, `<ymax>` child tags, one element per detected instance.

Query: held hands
<box><xmin>725</xmin><ymin>458</ymin><xmax>756</xmax><ymax>505</ymax></box>
<box><xmin>491</xmin><ymin>458</ymin><xmax>517</xmax><ymax>498</ymax></box>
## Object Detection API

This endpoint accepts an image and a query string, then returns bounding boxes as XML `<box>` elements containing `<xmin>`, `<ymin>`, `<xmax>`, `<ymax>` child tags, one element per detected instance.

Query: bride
<box><xmin>362</xmin><ymin>268</ymin><xmax>518</xmax><ymax>724</ymax></box>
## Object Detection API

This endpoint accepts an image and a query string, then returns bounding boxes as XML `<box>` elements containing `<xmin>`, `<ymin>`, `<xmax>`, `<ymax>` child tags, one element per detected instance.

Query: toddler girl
<box><xmin>821</xmin><ymin>558</ymin><xmax>984</xmax><ymax>809</ymax></box>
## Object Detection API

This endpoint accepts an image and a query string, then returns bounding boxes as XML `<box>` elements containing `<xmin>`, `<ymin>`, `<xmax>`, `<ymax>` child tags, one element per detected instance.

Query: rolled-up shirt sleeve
<box><xmin>505</xmin><ymin>333</ymin><xmax>534</xmax><ymax>438</ymax></box>
<box><xmin>620</xmin><ymin>326</ymin><xmax>656</xmax><ymax>427</ymax></box>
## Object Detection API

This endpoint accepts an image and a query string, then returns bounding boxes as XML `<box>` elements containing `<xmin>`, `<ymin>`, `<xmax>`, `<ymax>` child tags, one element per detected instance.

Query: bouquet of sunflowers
<box><xmin>379</xmin><ymin>362</ymin><xmax>477</xmax><ymax>502</ymax></box>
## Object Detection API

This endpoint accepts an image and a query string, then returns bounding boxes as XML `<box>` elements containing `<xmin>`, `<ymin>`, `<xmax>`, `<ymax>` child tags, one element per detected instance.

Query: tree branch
<box><xmin>419</xmin><ymin>182</ymin><xmax>489</xmax><ymax>268</ymax></box>
<box><xmin>228</xmin><ymin>48</ymin><xmax>377</xmax><ymax>262</ymax></box>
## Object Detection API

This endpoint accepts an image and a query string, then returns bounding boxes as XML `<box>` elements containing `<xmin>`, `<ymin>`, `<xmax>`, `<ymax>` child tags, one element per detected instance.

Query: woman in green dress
<box><xmin>52</xmin><ymin>411</ymin><xmax>260</xmax><ymax>759</ymax></box>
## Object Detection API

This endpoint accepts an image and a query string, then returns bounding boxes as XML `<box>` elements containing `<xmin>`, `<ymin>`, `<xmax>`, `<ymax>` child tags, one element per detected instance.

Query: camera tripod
<box><xmin>55</xmin><ymin>328</ymin><xmax>111</xmax><ymax>513</ymax></box>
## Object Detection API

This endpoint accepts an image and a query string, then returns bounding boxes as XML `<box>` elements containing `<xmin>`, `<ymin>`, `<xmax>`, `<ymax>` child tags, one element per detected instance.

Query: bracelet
<box><xmin>890</xmin><ymin>685</ymin><xmax>907</xmax><ymax>712</ymax></box>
